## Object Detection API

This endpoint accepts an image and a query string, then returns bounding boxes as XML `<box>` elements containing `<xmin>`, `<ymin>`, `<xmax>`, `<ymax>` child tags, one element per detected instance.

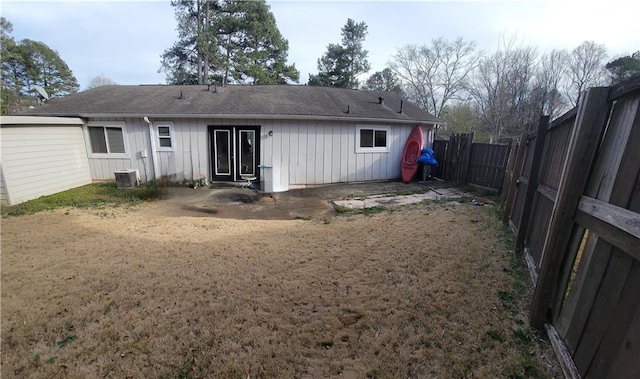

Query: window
<box><xmin>356</xmin><ymin>125</ymin><xmax>390</xmax><ymax>153</ymax></box>
<box><xmin>86</xmin><ymin>122</ymin><xmax>127</xmax><ymax>156</ymax></box>
<box><xmin>156</xmin><ymin>123</ymin><xmax>174</xmax><ymax>151</ymax></box>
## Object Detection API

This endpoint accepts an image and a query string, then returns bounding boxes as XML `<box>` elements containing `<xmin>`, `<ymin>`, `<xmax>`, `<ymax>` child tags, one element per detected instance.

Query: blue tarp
<box><xmin>417</xmin><ymin>148</ymin><xmax>439</xmax><ymax>168</ymax></box>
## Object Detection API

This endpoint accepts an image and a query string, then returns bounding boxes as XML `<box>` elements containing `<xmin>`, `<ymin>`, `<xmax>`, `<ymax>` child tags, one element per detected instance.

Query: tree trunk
<box><xmin>196</xmin><ymin>0</ymin><xmax>203</xmax><ymax>85</ymax></box>
<box><xmin>203</xmin><ymin>1</ymin><xmax>210</xmax><ymax>85</ymax></box>
<box><xmin>223</xmin><ymin>33</ymin><xmax>231</xmax><ymax>86</ymax></box>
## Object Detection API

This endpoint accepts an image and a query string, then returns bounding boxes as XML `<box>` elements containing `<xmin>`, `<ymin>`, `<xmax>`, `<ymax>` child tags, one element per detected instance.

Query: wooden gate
<box><xmin>444</xmin><ymin>133</ymin><xmax>473</xmax><ymax>184</ymax></box>
<box><xmin>432</xmin><ymin>133</ymin><xmax>511</xmax><ymax>192</ymax></box>
<box><xmin>467</xmin><ymin>142</ymin><xmax>511</xmax><ymax>192</ymax></box>
<box><xmin>502</xmin><ymin>76</ymin><xmax>640</xmax><ymax>377</ymax></box>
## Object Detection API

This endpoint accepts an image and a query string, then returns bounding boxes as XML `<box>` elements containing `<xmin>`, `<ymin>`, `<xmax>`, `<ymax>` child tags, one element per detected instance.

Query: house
<box><xmin>18</xmin><ymin>85</ymin><xmax>442</xmax><ymax>193</ymax></box>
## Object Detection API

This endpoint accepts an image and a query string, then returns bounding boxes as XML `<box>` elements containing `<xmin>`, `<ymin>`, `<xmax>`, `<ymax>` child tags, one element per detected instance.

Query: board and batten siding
<box><xmin>262</xmin><ymin>120</ymin><xmax>423</xmax><ymax>187</ymax></box>
<box><xmin>85</xmin><ymin>117</ymin><xmax>432</xmax><ymax>190</ymax></box>
<box><xmin>0</xmin><ymin>121</ymin><xmax>92</xmax><ymax>205</ymax></box>
<box><xmin>86</xmin><ymin>117</ymin><xmax>154</xmax><ymax>182</ymax></box>
<box><xmin>86</xmin><ymin>117</ymin><xmax>210</xmax><ymax>182</ymax></box>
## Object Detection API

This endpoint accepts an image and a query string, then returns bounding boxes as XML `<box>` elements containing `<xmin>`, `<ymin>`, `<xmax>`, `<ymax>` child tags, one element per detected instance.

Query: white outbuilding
<box><xmin>0</xmin><ymin>116</ymin><xmax>92</xmax><ymax>206</ymax></box>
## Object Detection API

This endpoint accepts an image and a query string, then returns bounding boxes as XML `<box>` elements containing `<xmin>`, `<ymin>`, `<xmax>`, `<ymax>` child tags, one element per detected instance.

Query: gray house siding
<box><xmin>274</xmin><ymin>121</ymin><xmax>415</xmax><ymax>185</ymax></box>
<box><xmin>84</xmin><ymin>117</ymin><xmax>433</xmax><ymax>190</ymax></box>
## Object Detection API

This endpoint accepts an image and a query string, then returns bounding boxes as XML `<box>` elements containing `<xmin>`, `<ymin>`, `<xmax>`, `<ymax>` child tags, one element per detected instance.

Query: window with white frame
<box><xmin>356</xmin><ymin>125</ymin><xmax>390</xmax><ymax>153</ymax></box>
<box><xmin>156</xmin><ymin>122</ymin><xmax>174</xmax><ymax>151</ymax></box>
<box><xmin>87</xmin><ymin>122</ymin><xmax>127</xmax><ymax>156</ymax></box>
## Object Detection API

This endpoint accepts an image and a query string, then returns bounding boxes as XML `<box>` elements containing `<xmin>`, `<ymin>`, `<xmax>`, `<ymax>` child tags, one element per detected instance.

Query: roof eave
<box><xmin>23</xmin><ymin>112</ymin><xmax>444</xmax><ymax>125</ymax></box>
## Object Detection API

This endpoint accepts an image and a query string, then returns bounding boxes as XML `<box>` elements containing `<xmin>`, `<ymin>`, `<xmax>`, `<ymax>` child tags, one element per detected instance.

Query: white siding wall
<box><xmin>85</xmin><ymin>117</ymin><xmax>432</xmax><ymax>190</ymax></box>
<box><xmin>0</xmin><ymin>125</ymin><xmax>92</xmax><ymax>205</ymax></box>
<box><xmin>87</xmin><ymin>117</ymin><xmax>152</xmax><ymax>181</ymax></box>
<box><xmin>254</xmin><ymin>120</ymin><xmax>427</xmax><ymax>189</ymax></box>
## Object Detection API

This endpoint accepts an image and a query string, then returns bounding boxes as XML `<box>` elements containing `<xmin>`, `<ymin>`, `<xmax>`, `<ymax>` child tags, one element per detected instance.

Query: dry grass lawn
<box><xmin>1</xmin><ymin>198</ymin><xmax>560</xmax><ymax>378</ymax></box>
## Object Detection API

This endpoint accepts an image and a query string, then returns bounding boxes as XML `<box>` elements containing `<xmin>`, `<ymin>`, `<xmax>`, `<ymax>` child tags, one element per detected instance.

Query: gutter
<box><xmin>24</xmin><ymin>113</ymin><xmax>445</xmax><ymax>126</ymax></box>
<box><xmin>143</xmin><ymin>117</ymin><xmax>160</xmax><ymax>180</ymax></box>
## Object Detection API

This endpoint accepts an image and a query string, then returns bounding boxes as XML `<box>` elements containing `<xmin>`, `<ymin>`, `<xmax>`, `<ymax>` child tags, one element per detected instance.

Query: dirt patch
<box><xmin>1</xmin><ymin>188</ymin><xmax>560</xmax><ymax>378</ymax></box>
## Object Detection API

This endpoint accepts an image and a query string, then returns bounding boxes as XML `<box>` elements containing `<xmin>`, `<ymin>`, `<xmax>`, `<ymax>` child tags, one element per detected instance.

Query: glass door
<box><xmin>238</xmin><ymin>129</ymin><xmax>256</xmax><ymax>177</ymax></box>
<box><xmin>209</xmin><ymin>126</ymin><xmax>260</xmax><ymax>182</ymax></box>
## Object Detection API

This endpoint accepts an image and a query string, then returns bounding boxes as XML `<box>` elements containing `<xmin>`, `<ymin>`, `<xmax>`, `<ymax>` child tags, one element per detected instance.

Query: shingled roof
<box><xmin>21</xmin><ymin>85</ymin><xmax>442</xmax><ymax>124</ymax></box>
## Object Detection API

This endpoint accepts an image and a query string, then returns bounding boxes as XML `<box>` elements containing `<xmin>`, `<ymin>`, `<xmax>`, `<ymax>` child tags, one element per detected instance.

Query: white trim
<box><xmin>85</xmin><ymin>121</ymin><xmax>129</xmax><ymax>159</ymax></box>
<box><xmin>154</xmin><ymin>121</ymin><xmax>175</xmax><ymax>152</ymax></box>
<box><xmin>0</xmin><ymin>116</ymin><xmax>84</xmax><ymax>126</ymax></box>
<box><xmin>238</xmin><ymin>129</ymin><xmax>257</xmax><ymax>176</ymax></box>
<box><xmin>40</xmin><ymin>113</ymin><xmax>444</xmax><ymax>125</ymax></box>
<box><xmin>213</xmin><ymin>129</ymin><xmax>231</xmax><ymax>176</ymax></box>
<box><xmin>355</xmin><ymin>125</ymin><xmax>391</xmax><ymax>153</ymax></box>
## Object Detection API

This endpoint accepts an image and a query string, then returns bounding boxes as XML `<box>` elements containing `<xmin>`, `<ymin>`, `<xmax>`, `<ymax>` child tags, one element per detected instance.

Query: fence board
<box><xmin>556</xmin><ymin>93</ymin><xmax>640</xmax><ymax>346</ymax></box>
<box><xmin>515</xmin><ymin>117</ymin><xmax>549</xmax><ymax>253</ymax></box>
<box><xmin>468</xmin><ymin>143</ymin><xmax>510</xmax><ymax>190</ymax></box>
<box><xmin>434</xmin><ymin>134</ymin><xmax>512</xmax><ymax>192</ymax></box>
<box><xmin>599</xmin><ymin>287</ymin><xmax>640</xmax><ymax>378</ymax></box>
<box><xmin>502</xmin><ymin>136</ymin><xmax>526</xmax><ymax>224</ymax></box>
<box><xmin>432</xmin><ymin>140</ymin><xmax>448</xmax><ymax>179</ymax></box>
<box><xmin>501</xmin><ymin>76</ymin><xmax>640</xmax><ymax>375</ymax></box>
<box><xmin>550</xmin><ymin>224</ymin><xmax>586</xmax><ymax>322</ymax></box>
<box><xmin>524</xmin><ymin>194</ymin><xmax>554</xmax><ymax>269</ymax></box>
<box><xmin>529</xmin><ymin>87</ymin><xmax>611</xmax><ymax>328</ymax></box>
<box><xmin>509</xmin><ymin>178</ymin><xmax>527</xmax><ymax>234</ymax></box>
<box><xmin>545</xmin><ymin>323</ymin><xmax>581</xmax><ymax>379</ymax></box>
<box><xmin>501</xmin><ymin>138</ymin><xmax>519</xmax><ymax>199</ymax></box>
<box><xmin>572</xmin><ymin>248</ymin><xmax>633</xmax><ymax>374</ymax></box>
<box><xmin>539</xmin><ymin>118</ymin><xmax>574</xmax><ymax>190</ymax></box>
<box><xmin>586</xmin><ymin>260</ymin><xmax>640</xmax><ymax>377</ymax></box>
<box><xmin>575</xmin><ymin>198</ymin><xmax>640</xmax><ymax>259</ymax></box>
<box><xmin>558</xmin><ymin>236</ymin><xmax>614</xmax><ymax>351</ymax></box>
<box><xmin>445</xmin><ymin>133</ymin><xmax>473</xmax><ymax>184</ymax></box>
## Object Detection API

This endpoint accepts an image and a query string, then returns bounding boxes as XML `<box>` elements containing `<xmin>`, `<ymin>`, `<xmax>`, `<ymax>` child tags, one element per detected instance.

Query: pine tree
<box><xmin>1</xmin><ymin>17</ymin><xmax>22</xmax><ymax>114</ymax></box>
<box><xmin>308</xmin><ymin>18</ymin><xmax>370</xmax><ymax>89</ymax></box>
<box><xmin>236</xmin><ymin>1</ymin><xmax>299</xmax><ymax>84</ymax></box>
<box><xmin>363</xmin><ymin>68</ymin><xmax>404</xmax><ymax>95</ymax></box>
<box><xmin>1</xmin><ymin>17</ymin><xmax>79</xmax><ymax>114</ymax></box>
<box><xmin>605</xmin><ymin>52</ymin><xmax>640</xmax><ymax>84</ymax></box>
<box><xmin>160</xmin><ymin>0</ymin><xmax>298</xmax><ymax>85</ymax></box>
<box><xmin>19</xmin><ymin>39</ymin><xmax>80</xmax><ymax>97</ymax></box>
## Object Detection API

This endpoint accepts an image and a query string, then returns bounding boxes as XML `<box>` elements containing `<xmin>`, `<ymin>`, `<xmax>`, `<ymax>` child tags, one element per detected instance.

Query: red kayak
<box><xmin>401</xmin><ymin>125</ymin><xmax>424</xmax><ymax>183</ymax></box>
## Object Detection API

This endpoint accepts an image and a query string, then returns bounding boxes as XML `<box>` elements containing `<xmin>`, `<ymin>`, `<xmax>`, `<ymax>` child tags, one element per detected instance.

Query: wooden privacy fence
<box><xmin>432</xmin><ymin>133</ymin><xmax>511</xmax><ymax>192</ymax></box>
<box><xmin>502</xmin><ymin>76</ymin><xmax>640</xmax><ymax>378</ymax></box>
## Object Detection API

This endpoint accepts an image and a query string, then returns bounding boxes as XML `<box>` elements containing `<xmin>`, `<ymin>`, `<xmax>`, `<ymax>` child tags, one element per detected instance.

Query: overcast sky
<box><xmin>2</xmin><ymin>0</ymin><xmax>639</xmax><ymax>90</ymax></box>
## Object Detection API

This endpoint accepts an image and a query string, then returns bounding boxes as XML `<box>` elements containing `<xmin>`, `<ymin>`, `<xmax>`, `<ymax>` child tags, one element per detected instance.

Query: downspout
<box><xmin>144</xmin><ymin>117</ymin><xmax>160</xmax><ymax>180</ymax></box>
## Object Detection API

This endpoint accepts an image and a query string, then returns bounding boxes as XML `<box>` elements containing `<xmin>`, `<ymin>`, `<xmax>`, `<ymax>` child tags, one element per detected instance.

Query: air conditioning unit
<box><xmin>114</xmin><ymin>169</ymin><xmax>140</xmax><ymax>189</ymax></box>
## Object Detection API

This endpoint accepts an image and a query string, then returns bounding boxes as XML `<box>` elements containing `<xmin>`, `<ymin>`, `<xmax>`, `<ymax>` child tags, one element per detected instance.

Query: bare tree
<box><xmin>525</xmin><ymin>49</ymin><xmax>570</xmax><ymax>122</ymax></box>
<box><xmin>563</xmin><ymin>41</ymin><xmax>608</xmax><ymax>106</ymax></box>
<box><xmin>469</xmin><ymin>38</ymin><xmax>538</xmax><ymax>142</ymax></box>
<box><xmin>390</xmin><ymin>37</ymin><xmax>481</xmax><ymax>117</ymax></box>
<box><xmin>85</xmin><ymin>74</ymin><xmax>118</xmax><ymax>90</ymax></box>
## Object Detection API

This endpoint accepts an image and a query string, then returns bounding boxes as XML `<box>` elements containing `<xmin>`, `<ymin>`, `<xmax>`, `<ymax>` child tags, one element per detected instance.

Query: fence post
<box><xmin>461</xmin><ymin>132</ymin><xmax>474</xmax><ymax>185</ymax></box>
<box><xmin>501</xmin><ymin>136</ymin><xmax>524</xmax><ymax>223</ymax></box>
<box><xmin>444</xmin><ymin>133</ymin><xmax>454</xmax><ymax>182</ymax></box>
<box><xmin>515</xmin><ymin>116</ymin><xmax>549</xmax><ymax>253</ymax></box>
<box><xmin>530</xmin><ymin>87</ymin><xmax>612</xmax><ymax>329</ymax></box>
